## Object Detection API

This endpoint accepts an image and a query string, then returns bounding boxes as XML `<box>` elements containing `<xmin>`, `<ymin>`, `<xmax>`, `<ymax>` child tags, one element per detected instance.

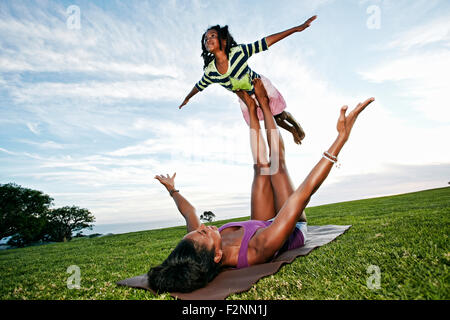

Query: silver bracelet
<box><xmin>324</xmin><ymin>151</ymin><xmax>337</xmax><ymax>161</ymax></box>
<box><xmin>322</xmin><ymin>154</ymin><xmax>336</xmax><ymax>163</ymax></box>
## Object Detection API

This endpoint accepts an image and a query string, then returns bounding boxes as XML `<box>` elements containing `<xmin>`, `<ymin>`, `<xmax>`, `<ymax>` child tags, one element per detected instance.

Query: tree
<box><xmin>1</xmin><ymin>183</ymin><xmax>96</xmax><ymax>246</ymax></box>
<box><xmin>200</xmin><ymin>211</ymin><xmax>215</xmax><ymax>223</ymax></box>
<box><xmin>45</xmin><ymin>206</ymin><xmax>95</xmax><ymax>242</ymax></box>
<box><xmin>0</xmin><ymin>183</ymin><xmax>53</xmax><ymax>244</ymax></box>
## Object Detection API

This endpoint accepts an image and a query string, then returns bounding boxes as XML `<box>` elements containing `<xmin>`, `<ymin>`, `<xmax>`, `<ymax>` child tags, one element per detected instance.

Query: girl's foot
<box><xmin>281</xmin><ymin>111</ymin><xmax>305</xmax><ymax>141</ymax></box>
<box><xmin>274</xmin><ymin>114</ymin><xmax>302</xmax><ymax>145</ymax></box>
<box><xmin>288</xmin><ymin>125</ymin><xmax>302</xmax><ymax>145</ymax></box>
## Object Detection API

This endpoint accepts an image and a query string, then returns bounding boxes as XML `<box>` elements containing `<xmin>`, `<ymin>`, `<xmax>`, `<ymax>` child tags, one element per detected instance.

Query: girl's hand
<box><xmin>155</xmin><ymin>173</ymin><xmax>176</xmax><ymax>192</ymax></box>
<box><xmin>337</xmin><ymin>98</ymin><xmax>375</xmax><ymax>142</ymax></box>
<box><xmin>296</xmin><ymin>15</ymin><xmax>317</xmax><ymax>32</ymax></box>
<box><xmin>178</xmin><ymin>98</ymin><xmax>189</xmax><ymax>109</ymax></box>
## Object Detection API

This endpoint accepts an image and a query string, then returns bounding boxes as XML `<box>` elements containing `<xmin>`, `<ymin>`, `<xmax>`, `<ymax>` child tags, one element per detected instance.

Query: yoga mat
<box><xmin>116</xmin><ymin>224</ymin><xmax>351</xmax><ymax>300</ymax></box>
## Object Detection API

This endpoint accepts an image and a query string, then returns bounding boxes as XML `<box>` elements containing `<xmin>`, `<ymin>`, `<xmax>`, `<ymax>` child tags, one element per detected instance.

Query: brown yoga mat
<box><xmin>116</xmin><ymin>224</ymin><xmax>351</xmax><ymax>300</ymax></box>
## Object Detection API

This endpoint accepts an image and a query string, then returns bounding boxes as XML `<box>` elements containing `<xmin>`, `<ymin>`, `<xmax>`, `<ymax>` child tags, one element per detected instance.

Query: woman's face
<box><xmin>204</xmin><ymin>29</ymin><xmax>222</xmax><ymax>53</ymax></box>
<box><xmin>183</xmin><ymin>224</ymin><xmax>221</xmax><ymax>253</ymax></box>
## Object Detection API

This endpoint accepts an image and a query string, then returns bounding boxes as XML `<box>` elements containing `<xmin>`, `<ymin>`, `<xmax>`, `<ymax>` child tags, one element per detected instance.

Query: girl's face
<box><xmin>204</xmin><ymin>29</ymin><xmax>224</xmax><ymax>53</ymax></box>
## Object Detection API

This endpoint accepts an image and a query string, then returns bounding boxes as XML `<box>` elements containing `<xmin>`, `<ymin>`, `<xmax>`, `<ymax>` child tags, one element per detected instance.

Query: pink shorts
<box><xmin>238</xmin><ymin>74</ymin><xmax>287</xmax><ymax>126</ymax></box>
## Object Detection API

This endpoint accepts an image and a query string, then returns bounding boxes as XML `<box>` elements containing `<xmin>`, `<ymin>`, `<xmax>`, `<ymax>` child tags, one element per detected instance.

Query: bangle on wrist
<box><xmin>322</xmin><ymin>152</ymin><xmax>340</xmax><ymax>168</ymax></box>
<box><xmin>323</xmin><ymin>151</ymin><xmax>337</xmax><ymax>162</ymax></box>
<box><xmin>169</xmin><ymin>189</ymin><xmax>179</xmax><ymax>197</ymax></box>
<box><xmin>322</xmin><ymin>154</ymin><xmax>336</xmax><ymax>163</ymax></box>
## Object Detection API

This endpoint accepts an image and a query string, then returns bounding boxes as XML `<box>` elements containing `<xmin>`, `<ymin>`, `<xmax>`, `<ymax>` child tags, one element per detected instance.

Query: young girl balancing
<box><xmin>178</xmin><ymin>15</ymin><xmax>317</xmax><ymax>145</ymax></box>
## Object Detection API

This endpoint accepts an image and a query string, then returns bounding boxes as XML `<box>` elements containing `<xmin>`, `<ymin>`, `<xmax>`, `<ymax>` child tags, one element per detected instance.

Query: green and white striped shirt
<box><xmin>195</xmin><ymin>37</ymin><xmax>269</xmax><ymax>93</ymax></box>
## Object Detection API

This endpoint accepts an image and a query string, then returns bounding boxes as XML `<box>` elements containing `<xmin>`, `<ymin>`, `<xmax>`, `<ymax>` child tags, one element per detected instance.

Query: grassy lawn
<box><xmin>0</xmin><ymin>187</ymin><xmax>448</xmax><ymax>300</ymax></box>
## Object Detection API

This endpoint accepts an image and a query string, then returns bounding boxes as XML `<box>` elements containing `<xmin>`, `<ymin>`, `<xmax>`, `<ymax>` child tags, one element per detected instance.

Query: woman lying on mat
<box><xmin>149</xmin><ymin>78</ymin><xmax>375</xmax><ymax>293</ymax></box>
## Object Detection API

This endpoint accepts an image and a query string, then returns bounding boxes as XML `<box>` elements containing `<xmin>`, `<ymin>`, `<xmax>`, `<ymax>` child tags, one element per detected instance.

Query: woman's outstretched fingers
<box><xmin>355</xmin><ymin>97</ymin><xmax>375</xmax><ymax>115</ymax></box>
<box><xmin>154</xmin><ymin>173</ymin><xmax>176</xmax><ymax>191</ymax></box>
<box><xmin>340</xmin><ymin>105</ymin><xmax>348</xmax><ymax>121</ymax></box>
<box><xmin>337</xmin><ymin>97</ymin><xmax>375</xmax><ymax>140</ymax></box>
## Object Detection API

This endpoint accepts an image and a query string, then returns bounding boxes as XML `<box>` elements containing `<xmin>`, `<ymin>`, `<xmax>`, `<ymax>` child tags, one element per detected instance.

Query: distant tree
<box><xmin>45</xmin><ymin>206</ymin><xmax>95</xmax><ymax>242</ymax></box>
<box><xmin>200</xmin><ymin>211</ymin><xmax>216</xmax><ymax>223</ymax></box>
<box><xmin>0</xmin><ymin>183</ymin><xmax>53</xmax><ymax>245</ymax></box>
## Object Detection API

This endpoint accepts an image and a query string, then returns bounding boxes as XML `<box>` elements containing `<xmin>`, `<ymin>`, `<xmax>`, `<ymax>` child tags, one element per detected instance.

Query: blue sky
<box><xmin>1</xmin><ymin>0</ymin><xmax>449</xmax><ymax>233</ymax></box>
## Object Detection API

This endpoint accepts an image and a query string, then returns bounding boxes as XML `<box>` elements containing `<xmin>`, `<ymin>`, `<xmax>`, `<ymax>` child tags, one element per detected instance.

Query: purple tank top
<box><xmin>218</xmin><ymin>220</ymin><xmax>304</xmax><ymax>269</ymax></box>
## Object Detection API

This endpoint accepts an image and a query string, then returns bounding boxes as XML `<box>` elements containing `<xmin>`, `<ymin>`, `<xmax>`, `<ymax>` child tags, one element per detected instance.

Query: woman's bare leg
<box><xmin>252</xmin><ymin>80</ymin><xmax>307</xmax><ymax>221</ymax></box>
<box><xmin>236</xmin><ymin>91</ymin><xmax>275</xmax><ymax>221</ymax></box>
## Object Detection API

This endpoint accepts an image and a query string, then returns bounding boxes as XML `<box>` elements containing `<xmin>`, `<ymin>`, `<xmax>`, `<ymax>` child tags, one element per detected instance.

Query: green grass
<box><xmin>1</xmin><ymin>187</ymin><xmax>449</xmax><ymax>300</ymax></box>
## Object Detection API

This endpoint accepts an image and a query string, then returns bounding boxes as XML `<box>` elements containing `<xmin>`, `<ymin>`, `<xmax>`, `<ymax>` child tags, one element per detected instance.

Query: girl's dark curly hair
<box><xmin>201</xmin><ymin>25</ymin><xmax>238</xmax><ymax>69</ymax></box>
<box><xmin>147</xmin><ymin>238</ymin><xmax>222</xmax><ymax>293</ymax></box>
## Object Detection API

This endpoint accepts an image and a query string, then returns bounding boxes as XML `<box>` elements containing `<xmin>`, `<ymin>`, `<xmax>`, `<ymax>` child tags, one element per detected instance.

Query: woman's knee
<box><xmin>253</xmin><ymin>163</ymin><xmax>271</xmax><ymax>175</ymax></box>
<box><xmin>263</xmin><ymin>159</ymin><xmax>287</xmax><ymax>176</ymax></box>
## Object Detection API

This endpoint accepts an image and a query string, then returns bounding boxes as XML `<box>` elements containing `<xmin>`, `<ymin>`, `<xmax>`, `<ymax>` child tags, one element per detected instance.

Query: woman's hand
<box><xmin>252</xmin><ymin>78</ymin><xmax>270</xmax><ymax>109</ymax></box>
<box><xmin>155</xmin><ymin>173</ymin><xmax>176</xmax><ymax>192</ymax></box>
<box><xmin>252</xmin><ymin>78</ymin><xmax>268</xmax><ymax>101</ymax></box>
<box><xmin>296</xmin><ymin>15</ymin><xmax>317</xmax><ymax>32</ymax></box>
<box><xmin>337</xmin><ymin>97</ymin><xmax>375</xmax><ymax>142</ymax></box>
<box><xmin>235</xmin><ymin>90</ymin><xmax>256</xmax><ymax>110</ymax></box>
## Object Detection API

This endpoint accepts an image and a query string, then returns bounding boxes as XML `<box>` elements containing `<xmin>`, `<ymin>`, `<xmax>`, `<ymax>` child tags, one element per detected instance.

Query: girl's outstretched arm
<box><xmin>265</xmin><ymin>15</ymin><xmax>317</xmax><ymax>47</ymax></box>
<box><xmin>179</xmin><ymin>86</ymin><xmax>200</xmax><ymax>109</ymax></box>
<box><xmin>255</xmin><ymin>97</ymin><xmax>375</xmax><ymax>262</ymax></box>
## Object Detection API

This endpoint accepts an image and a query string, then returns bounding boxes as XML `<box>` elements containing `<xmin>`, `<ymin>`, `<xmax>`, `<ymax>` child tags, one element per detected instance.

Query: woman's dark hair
<box><xmin>201</xmin><ymin>25</ymin><xmax>238</xmax><ymax>69</ymax></box>
<box><xmin>147</xmin><ymin>238</ymin><xmax>222</xmax><ymax>293</ymax></box>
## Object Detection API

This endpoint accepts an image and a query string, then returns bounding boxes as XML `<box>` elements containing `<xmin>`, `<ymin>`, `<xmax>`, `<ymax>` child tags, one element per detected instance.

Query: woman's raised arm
<box><xmin>256</xmin><ymin>97</ymin><xmax>375</xmax><ymax>260</ymax></box>
<box><xmin>155</xmin><ymin>173</ymin><xmax>201</xmax><ymax>233</ymax></box>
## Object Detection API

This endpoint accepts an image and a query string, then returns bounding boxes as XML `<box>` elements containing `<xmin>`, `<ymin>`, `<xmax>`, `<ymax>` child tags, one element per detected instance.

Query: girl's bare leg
<box><xmin>236</xmin><ymin>91</ymin><xmax>275</xmax><ymax>221</ymax></box>
<box><xmin>253</xmin><ymin>80</ymin><xmax>307</xmax><ymax>221</ymax></box>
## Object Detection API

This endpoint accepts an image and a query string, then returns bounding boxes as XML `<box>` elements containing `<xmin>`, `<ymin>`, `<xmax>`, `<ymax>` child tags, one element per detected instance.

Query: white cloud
<box><xmin>310</xmin><ymin>162</ymin><xmax>450</xmax><ymax>206</ymax></box>
<box><xmin>16</xmin><ymin>139</ymin><xmax>66</xmax><ymax>149</ymax></box>
<box><xmin>0</xmin><ymin>2</ymin><xmax>186</xmax><ymax>77</ymax></box>
<box><xmin>359</xmin><ymin>13</ymin><xmax>450</xmax><ymax>123</ymax></box>
<box><xmin>385</xmin><ymin>15</ymin><xmax>450</xmax><ymax>50</ymax></box>
<box><xmin>9</xmin><ymin>79</ymin><xmax>191</xmax><ymax>104</ymax></box>
<box><xmin>358</xmin><ymin>49</ymin><xmax>450</xmax><ymax>122</ymax></box>
<box><xmin>0</xmin><ymin>147</ymin><xmax>18</xmax><ymax>156</ymax></box>
<box><xmin>359</xmin><ymin>51</ymin><xmax>449</xmax><ymax>83</ymax></box>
